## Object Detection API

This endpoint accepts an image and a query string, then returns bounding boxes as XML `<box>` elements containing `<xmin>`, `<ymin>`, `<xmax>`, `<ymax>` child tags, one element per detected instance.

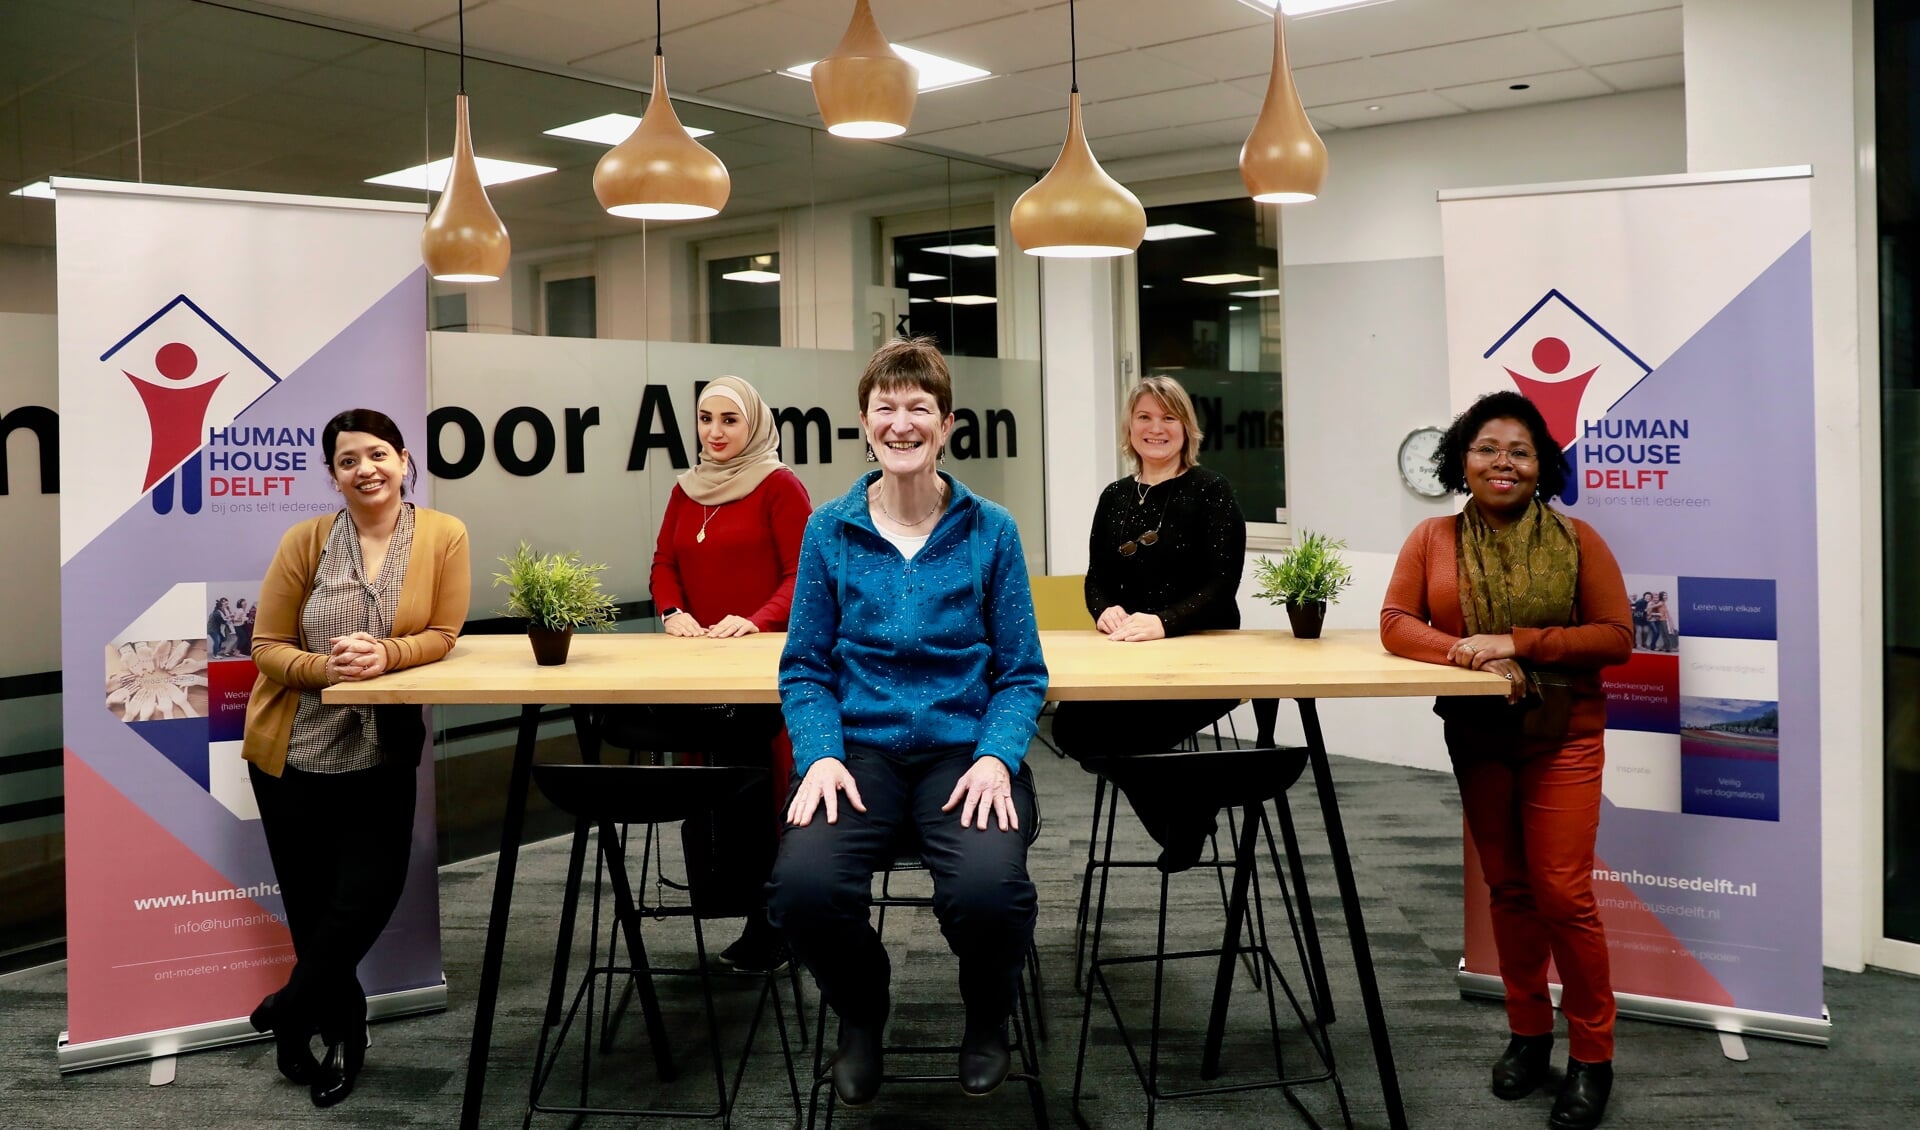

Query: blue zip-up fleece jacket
<box><xmin>779</xmin><ymin>470</ymin><xmax>1048</xmax><ymax>779</ymax></box>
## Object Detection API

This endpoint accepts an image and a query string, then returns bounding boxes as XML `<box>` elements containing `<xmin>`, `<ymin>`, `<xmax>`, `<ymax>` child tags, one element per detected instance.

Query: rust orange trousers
<box><xmin>1450</xmin><ymin>727</ymin><xmax>1615</xmax><ymax>1063</ymax></box>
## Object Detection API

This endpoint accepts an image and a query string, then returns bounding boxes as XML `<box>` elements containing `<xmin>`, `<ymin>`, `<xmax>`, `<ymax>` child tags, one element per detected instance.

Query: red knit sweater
<box><xmin>649</xmin><ymin>468</ymin><xmax>811</xmax><ymax>631</ymax></box>
<box><xmin>1380</xmin><ymin>514</ymin><xmax>1633</xmax><ymax>739</ymax></box>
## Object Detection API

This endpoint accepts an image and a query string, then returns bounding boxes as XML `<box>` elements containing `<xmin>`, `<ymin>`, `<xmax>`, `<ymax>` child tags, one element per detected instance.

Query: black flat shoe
<box><xmin>716</xmin><ymin>917</ymin><xmax>790</xmax><ymax>974</ymax></box>
<box><xmin>830</xmin><ymin>1020</ymin><xmax>883</xmax><ymax>1108</ymax></box>
<box><xmin>251</xmin><ymin>992</ymin><xmax>319</xmax><ymax>1084</ymax></box>
<box><xmin>248</xmin><ymin>992</ymin><xmax>279</xmax><ymax>1034</ymax></box>
<box><xmin>958</xmin><ymin>1024</ymin><xmax>1011</xmax><ymax>1097</ymax></box>
<box><xmin>1548</xmin><ymin>1058</ymin><xmax>1613</xmax><ymax>1130</ymax></box>
<box><xmin>1491</xmin><ymin>1032</ymin><xmax>1554</xmax><ymax>1100</ymax></box>
<box><xmin>309</xmin><ymin>1029</ymin><xmax>367</xmax><ymax>1109</ymax></box>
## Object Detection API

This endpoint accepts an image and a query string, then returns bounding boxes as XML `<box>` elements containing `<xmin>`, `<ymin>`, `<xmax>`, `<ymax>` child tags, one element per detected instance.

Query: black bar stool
<box><xmin>806</xmin><ymin>850</ymin><xmax>1050</xmax><ymax>1129</ymax></box>
<box><xmin>525</xmin><ymin>762</ymin><xmax>802</xmax><ymax>1129</ymax></box>
<box><xmin>1070</xmin><ymin>746</ymin><xmax>1351</xmax><ymax>1130</ymax></box>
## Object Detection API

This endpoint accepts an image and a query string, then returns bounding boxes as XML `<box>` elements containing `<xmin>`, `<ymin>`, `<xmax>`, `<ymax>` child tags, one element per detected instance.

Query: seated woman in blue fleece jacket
<box><xmin>768</xmin><ymin>337</ymin><xmax>1048</xmax><ymax>1109</ymax></box>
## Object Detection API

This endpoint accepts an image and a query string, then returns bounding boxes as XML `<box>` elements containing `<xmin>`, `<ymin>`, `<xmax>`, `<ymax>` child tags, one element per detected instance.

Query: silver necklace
<box><xmin>696</xmin><ymin>503</ymin><xmax>722</xmax><ymax>543</ymax></box>
<box><xmin>876</xmin><ymin>481</ymin><xmax>945</xmax><ymax>527</ymax></box>
<box><xmin>1134</xmin><ymin>477</ymin><xmax>1152</xmax><ymax>506</ymax></box>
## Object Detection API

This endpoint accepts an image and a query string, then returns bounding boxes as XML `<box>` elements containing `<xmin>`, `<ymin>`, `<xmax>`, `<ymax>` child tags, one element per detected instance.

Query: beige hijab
<box><xmin>677</xmin><ymin>375</ymin><xmax>785</xmax><ymax>504</ymax></box>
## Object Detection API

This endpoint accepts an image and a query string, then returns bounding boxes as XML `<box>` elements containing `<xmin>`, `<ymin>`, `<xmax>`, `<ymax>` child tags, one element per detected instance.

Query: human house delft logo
<box><xmin>99</xmin><ymin>295</ymin><xmax>280</xmax><ymax>515</ymax></box>
<box><xmin>1483</xmin><ymin>290</ymin><xmax>1652</xmax><ymax>504</ymax></box>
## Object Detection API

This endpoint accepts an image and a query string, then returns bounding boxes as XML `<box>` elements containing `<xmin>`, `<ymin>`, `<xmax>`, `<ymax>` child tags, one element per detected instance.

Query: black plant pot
<box><xmin>1285</xmin><ymin>600</ymin><xmax>1327</xmax><ymax>640</ymax></box>
<box><xmin>528</xmin><ymin>623</ymin><xmax>575</xmax><ymax>666</ymax></box>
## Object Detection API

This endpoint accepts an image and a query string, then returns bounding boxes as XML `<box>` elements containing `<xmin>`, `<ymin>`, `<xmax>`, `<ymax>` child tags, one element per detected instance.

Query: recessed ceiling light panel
<box><xmin>921</xmin><ymin>243</ymin><xmax>999</xmax><ymax>258</ymax></box>
<box><xmin>546</xmin><ymin>113</ymin><xmax>713</xmax><ymax>143</ymax></box>
<box><xmin>1184</xmin><ymin>273</ymin><xmax>1264</xmax><ymax>285</ymax></box>
<box><xmin>1142</xmin><ymin>223</ymin><xmax>1214</xmax><ymax>241</ymax></box>
<box><xmin>368</xmin><ymin>157</ymin><xmax>555</xmax><ymax>190</ymax></box>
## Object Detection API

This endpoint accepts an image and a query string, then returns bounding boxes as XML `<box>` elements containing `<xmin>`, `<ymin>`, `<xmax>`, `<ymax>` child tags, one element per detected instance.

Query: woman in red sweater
<box><xmin>624</xmin><ymin>375</ymin><xmax>811</xmax><ymax>971</ymax></box>
<box><xmin>1381</xmin><ymin>391</ymin><xmax>1631</xmax><ymax>1130</ymax></box>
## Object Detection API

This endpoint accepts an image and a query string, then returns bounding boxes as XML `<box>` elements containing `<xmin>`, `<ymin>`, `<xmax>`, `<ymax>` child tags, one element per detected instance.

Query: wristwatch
<box><xmin>659</xmin><ymin>607</ymin><xmax>685</xmax><ymax>621</ymax></box>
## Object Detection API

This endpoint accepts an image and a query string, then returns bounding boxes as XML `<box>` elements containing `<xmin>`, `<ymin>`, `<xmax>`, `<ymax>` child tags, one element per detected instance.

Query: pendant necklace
<box><xmin>697</xmin><ymin>503</ymin><xmax>721</xmax><ymax>543</ymax></box>
<box><xmin>1134</xmin><ymin>477</ymin><xmax>1152</xmax><ymax>506</ymax></box>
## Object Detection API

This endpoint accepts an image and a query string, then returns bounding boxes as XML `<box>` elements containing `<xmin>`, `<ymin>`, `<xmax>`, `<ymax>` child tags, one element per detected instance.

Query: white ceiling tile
<box><xmin>1537</xmin><ymin>8</ymin><xmax>1683</xmax><ymax>67</ymax></box>
<box><xmin>576</xmin><ymin>7</ymin><xmax>826</xmax><ymax>90</ymax></box>
<box><xmin>767</xmin><ymin>0</ymin><xmax>1028</xmax><ymax>42</ymax></box>
<box><xmin>1309</xmin><ymin>90</ymin><xmax>1467</xmax><ymax>130</ymax></box>
<box><xmin>991</xmin><ymin>142</ymin><xmax>1068</xmax><ymax>167</ymax></box>
<box><xmin>1017</xmin><ymin>50</ymin><xmax>1217</xmax><ymax>104</ymax></box>
<box><xmin>1521</xmin><ymin>2</ymin><xmax>1680</xmax><ymax>26</ymax></box>
<box><xmin>908</xmin><ymin>8</ymin><xmax>1127</xmax><ymax>76</ymax></box>
<box><xmin>1070</xmin><ymin>0</ymin><xmax>1269</xmax><ymax>44</ymax></box>
<box><xmin>1283</xmin><ymin>56</ymin><xmax>1419</xmax><ymax>107</ymax></box>
<box><xmin>697</xmin><ymin>71</ymin><xmax>828</xmax><ymax>120</ymax></box>
<box><xmin>1081</xmin><ymin>83</ymin><xmax>1263</xmax><ymax>137</ymax></box>
<box><xmin>1371</xmin><ymin>31</ymin><xmax>1581</xmax><ymax>89</ymax></box>
<box><xmin>1439</xmin><ymin>68</ymin><xmax>1613</xmax><ymax>113</ymax></box>
<box><xmin>918</xmin><ymin>109</ymin><xmax>1072</xmax><ymax>158</ymax></box>
<box><xmin>1144</xmin><ymin>28</ymin><xmax>1275</xmax><ymax>83</ymax></box>
<box><xmin>412</xmin><ymin>1</ymin><xmax>622</xmax><ymax>66</ymax></box>
<box><xmin>913</xmin><ymin>74</ymin><xmax>1066</xmax><ymax>126</ymax></box>
<box><xmin>1282</xmin><ymin>0</ymin><xmax>1532</xmax><ymax>66</ymax></box>
<box><xmin>1591</xmin><ymin>53</ymin><xmax>1685</xmax><ymax>92</ymax></box>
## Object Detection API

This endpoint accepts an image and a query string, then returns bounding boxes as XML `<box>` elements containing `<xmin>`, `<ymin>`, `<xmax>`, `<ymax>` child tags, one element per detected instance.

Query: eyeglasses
<box><xmin>1118</xmin><ymin>529</ymin><xmax>1160</xmax><ymax>557</ymax></box>
<box><xmin>1466</xmin><ymin>444</ymin><xmax>1537</xmax><ymax>464</ymax></box>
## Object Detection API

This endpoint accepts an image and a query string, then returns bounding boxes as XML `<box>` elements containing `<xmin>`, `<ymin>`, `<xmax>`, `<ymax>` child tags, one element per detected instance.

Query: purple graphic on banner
<box><xmin>1569</xmin><ymin>234</ymin><xmax>1820</xmax><ymax>1019</ymax></box>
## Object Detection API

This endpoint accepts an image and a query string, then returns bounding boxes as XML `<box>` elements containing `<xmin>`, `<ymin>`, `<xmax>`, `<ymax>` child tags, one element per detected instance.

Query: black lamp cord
<box><xmin>656</xmin><ymin>0</ymin><xmax>664</xmax><ymax>57</ymax></box>
<box><xmin>1069</xmin><ymin>0</ymin><xmax>1078</xmax><ymax>93</ymax></box>
<box><xmin>457</xmin><ymin>0</ymin><xmax>465</xmax><ymax>93</ymax></box>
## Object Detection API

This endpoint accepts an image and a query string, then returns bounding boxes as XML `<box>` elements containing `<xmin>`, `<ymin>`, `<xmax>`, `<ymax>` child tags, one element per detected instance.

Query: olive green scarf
<box><xmin>1456</xmin><ymin>498</ymin><xmax>1580</xmax><ymax>635</ymax></box>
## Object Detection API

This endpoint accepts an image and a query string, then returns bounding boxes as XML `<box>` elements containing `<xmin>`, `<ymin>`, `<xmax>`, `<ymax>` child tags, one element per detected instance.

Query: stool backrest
<box><xmin>1030</xmin><ymin>573</ymin><xmax>1094</xmax><ymax>631</ymax></box>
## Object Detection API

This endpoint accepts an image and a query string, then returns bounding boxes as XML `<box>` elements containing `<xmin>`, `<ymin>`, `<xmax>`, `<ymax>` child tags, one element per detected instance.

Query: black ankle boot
<box><xmin>251</xmin><ymin>992</ymin><xmax>319</xmax><ymax>1084</ymax></box>
<box><xmin>1549</xmin><ymin>1058</ymin><xmax>1613</xmax><ymax>1129</ymax></box>
<box><xmin>309</xmin><ymin>1028</ymin><xmax>367</xmax><ymax>1109</ymax></box>
<box><xmin>958</xmin><ymin>1022</ymin><xmax>1011</xmax><ymax>1096</ymax></box>
<box><xmin>1491</xmin><ymin>1032</ymin><xmax>1554</xmax><ymax>1100</ymax></box>
<box><xmin>831</xmin><ymin>1020</ymin><xmax>883</xmax><ymax>1107</ymax></box>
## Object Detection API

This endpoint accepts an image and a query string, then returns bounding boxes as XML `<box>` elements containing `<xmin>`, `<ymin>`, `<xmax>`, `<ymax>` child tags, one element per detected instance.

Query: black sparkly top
<box><xmin>1083</xmin><ymin>465</ymin><xmax>1246</xmax><ymax>636</ymax></box>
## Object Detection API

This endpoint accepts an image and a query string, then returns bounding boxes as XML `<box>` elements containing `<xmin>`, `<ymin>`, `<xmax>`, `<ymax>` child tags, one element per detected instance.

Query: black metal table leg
<box><xmin>459</xmin><ymin>703</ymin><xmax>541</xmax><ymax>1130</ymax></box>
<box><xmin>1298</xmin><ymin>698</ymin><xmax>1408</xmax><ymax>1130</ymax></box>
<box><xmin>1199</xmin><ymin>802</ymin><xmax>1262</xmax><ymax>1079</ymax></box>
<box><xmin>569</xmin><ymin>705</ymin><xmax>678</xmax><ymax>1081</ymax></box>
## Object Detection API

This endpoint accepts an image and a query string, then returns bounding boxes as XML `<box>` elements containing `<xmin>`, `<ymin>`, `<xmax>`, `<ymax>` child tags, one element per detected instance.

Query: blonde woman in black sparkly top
<box><xmin>1052</xmin><ymin>374</ymin><xmax>1247</xmax><ymax>871</ymax></box>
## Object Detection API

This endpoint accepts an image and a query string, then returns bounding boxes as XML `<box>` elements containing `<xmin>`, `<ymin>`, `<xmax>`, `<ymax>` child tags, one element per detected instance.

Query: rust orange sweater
<box><xmin>1380</xmin><ymin>514</ymin><xmax>1632</xmax><ymax>741</ymax></box>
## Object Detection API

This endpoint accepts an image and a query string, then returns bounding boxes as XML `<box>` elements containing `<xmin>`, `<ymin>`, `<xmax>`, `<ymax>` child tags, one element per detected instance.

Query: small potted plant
<box><xmin>493</xmin><ymin>542</ymin><xmax>619</xmax><ymax>665</ymax></box>
<box><xmin>1252</xmin><ymin>530</ymin><xmax>1353</xmax><ymax>640</ymax></box>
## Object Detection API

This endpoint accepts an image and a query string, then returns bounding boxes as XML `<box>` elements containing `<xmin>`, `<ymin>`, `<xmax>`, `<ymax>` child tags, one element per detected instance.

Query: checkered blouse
<box><xmin>285</xmin><ymin>504</ymin><xmax>415</xmax><ymax>774</ymax></box>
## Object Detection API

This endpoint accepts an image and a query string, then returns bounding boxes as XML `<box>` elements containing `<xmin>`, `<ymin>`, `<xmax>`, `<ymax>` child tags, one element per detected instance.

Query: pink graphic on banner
<box><xmin>63</xmin><ymin>755</ymin><xmax>292</xmax><ymax>1044</ymax></box>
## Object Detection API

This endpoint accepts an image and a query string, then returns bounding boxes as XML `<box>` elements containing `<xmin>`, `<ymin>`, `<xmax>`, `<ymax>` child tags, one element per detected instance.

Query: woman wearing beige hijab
<box><xmin>615</xmin><ymin>375</ymin><xmax>812</xmax><ymax>970</ymax></box>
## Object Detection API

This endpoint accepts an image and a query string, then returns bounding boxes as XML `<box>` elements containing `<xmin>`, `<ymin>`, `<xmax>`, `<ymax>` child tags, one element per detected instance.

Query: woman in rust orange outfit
<box><xmin>1380</xmin><ymin>391</ymin><xmax>1631</xmax><ymax>1130</ymax></box>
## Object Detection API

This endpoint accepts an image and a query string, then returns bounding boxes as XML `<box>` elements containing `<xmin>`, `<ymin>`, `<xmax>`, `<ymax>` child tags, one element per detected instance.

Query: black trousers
<box><xmin>766</xmin><ymin>743</ymin><xmax>1038</xmax><ymax>1030</ymax></box>
<box><xmin>249</xmin><ymin>759</ymin><xmax>417</xmax><ymax>1044</ymax></box>
<box><xmin>1052</xmin><ymin>697</ymin><xmax>1240</xmax><ymax>850</ymax></box>
<box><xmin>601</xmin><ymin>703</ymin><xmax>784</xmax><ymax>918</ymax></box>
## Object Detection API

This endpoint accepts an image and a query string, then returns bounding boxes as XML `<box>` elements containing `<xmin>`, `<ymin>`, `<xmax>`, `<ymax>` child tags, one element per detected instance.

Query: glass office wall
<box><xmin>1878</xmin><ymin>0</ymin><xmax>1920</xmax><ymax>946</ymax></box>
<box><xmin>0</xmin><ymin>0</ymin><xmax>1039</xmax><ymax>969</ymax></box>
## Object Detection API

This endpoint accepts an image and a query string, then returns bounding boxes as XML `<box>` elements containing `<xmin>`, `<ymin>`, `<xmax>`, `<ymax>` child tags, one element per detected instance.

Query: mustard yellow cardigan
<box><xmin>243</xmin><ymin>506</ymin><xmax>471</xmax><ymax>777</ymax></box>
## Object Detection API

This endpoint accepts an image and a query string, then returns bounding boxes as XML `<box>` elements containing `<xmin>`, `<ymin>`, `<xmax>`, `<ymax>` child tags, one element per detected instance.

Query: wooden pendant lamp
<box><xmin>594</xmin><ymin>0</ymin><xmax>731</xmax><ymax>221</ymax></box>
<box><xmin>1239</xmin><ymin>7</ymin><xmax>1327</xmax><ymax>204</ymax></box>
<box><xmin>421</xmin><ymin>0</ymin><xmax>510</xmax><ymax>282</ymax></box>
<box><xmin>1010</xmin><ymin>0</ymin><xmax>1144</xmax><ymax>258</ymax></box>
<box><xmin>812</xmin><ymin>0</ymin><xmax>918</xmax><ymax>139</ymax></box>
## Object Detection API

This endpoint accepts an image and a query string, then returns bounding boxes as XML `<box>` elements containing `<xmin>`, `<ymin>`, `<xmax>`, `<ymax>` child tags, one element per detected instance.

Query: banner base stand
<box><xmin>56</xmin><ymin>978</ymin><xmax>448</xmax><ymax>1073</ymax></box>
<box><xmin>1457</xmin><ymin>960</ymin><xmax>1830</xmax><ymax>1047</ymax></box>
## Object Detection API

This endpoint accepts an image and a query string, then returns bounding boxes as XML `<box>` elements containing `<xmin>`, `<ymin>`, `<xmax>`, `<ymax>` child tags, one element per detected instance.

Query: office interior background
<box><xmin>0</xmin><ymin>0</ymin><xmax>1915</xmax><ymax>995</ymax></box>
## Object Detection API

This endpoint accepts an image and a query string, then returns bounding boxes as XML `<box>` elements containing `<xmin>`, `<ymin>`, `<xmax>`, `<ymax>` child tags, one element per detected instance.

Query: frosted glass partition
<box><xmin>428</xmin><ymin>333</ymin><xmax>1047</xmax><ymax>609</ymax></box>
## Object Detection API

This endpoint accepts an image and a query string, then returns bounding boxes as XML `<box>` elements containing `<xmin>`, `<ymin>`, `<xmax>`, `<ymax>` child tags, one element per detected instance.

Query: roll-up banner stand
<box><xmin>54</xmin><ymin>179</ymin><xmax>445</xmax><ymax>1070</ymax></box>
<box><xmin>1439</xmin><ymin>167</ymin><xmax>1828</xmax><ymax>1044</ymax></box>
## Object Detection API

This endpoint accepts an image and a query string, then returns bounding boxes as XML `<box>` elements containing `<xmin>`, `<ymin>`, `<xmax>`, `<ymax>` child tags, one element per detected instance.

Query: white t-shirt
<box><xmin>876</xmin><ymin>527</ymin><xmax>930</xmax><ymax>561</ymax></box>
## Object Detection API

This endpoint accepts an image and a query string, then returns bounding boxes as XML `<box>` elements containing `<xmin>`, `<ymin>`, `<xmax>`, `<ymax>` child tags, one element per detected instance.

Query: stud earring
<box><xmin>865</xmin><ymin>443</ymin><xmax>878</xmax><ymax>463</ymax></box>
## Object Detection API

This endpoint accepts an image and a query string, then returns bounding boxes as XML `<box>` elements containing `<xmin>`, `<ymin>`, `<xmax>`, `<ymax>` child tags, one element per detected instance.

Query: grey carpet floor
<box><xmin>2</xmin><ymin>737</ymin><xmax>1916</xmax><ymax>1129</ymax></box>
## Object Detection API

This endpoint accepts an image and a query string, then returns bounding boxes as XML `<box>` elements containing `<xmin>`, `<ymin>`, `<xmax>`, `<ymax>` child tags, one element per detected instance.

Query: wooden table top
<box><xmin>323</xmin><ymin>629</ymin><xmax>1507</xmax><ymax>706</ymax></box>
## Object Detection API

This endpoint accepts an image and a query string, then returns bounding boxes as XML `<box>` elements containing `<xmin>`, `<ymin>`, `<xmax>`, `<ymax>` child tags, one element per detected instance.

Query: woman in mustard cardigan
<box><xmin>242</xmin><ymin>408</ymin><xmax>470</xmax><ymax>1109</ymax></box>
